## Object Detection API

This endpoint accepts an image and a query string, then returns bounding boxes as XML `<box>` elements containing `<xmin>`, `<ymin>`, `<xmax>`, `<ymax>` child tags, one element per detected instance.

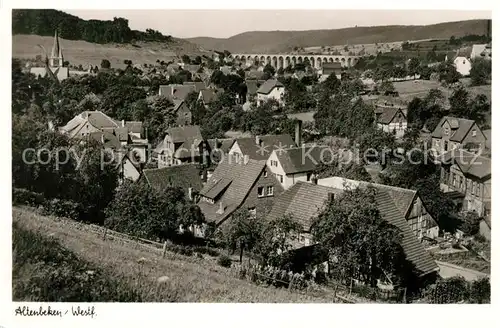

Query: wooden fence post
<box><xmin>162</xmin><ymin>241</ymin><xmax>167</xmax><ymax>259</ymax></box>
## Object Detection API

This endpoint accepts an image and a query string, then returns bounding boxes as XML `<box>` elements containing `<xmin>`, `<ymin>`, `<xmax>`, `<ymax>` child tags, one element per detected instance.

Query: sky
<box><xmin>64</xmin><ymin>10</ymin><xmax>491</xmax><ymax>39</ymax></box>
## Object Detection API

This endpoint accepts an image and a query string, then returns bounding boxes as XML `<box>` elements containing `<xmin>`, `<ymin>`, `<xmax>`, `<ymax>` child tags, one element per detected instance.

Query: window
<box><xmin>266</xmin><ymin>186</ymin><xmax>274</xmax><ymax>196</ymax></box>
<box><xmin>463</xmin><ymin>60</ymin><xmax>466</xmax><ymax>65</ymax></box>
<box><xmin>444</xmin><ymin>141</ymin><xmax>449</xmax><ymax>151</ymax></box>
<box><xmin>263</xmin><ymin>170</ymin><xmax>268</xmax><ymax>177</ymax></box>
<box><xmin>277</xmin><ymin>174</ymin><xmax>283</xmax><ymax>183</ymax></box>
<box><xmin>472</xmin><ymin>129</ymin><xmax>477</xmax><ymax>137</ymax></box>
<box><xmin>444</xmin><ymin>127</ymin><xmax>450</xmax><ymax>135</ymax></box>
<box><xmin>476</xmin><ymin>184</ymin><xmax>480</xmax><ymax>196</ymax></box>
<box><xmin>257</xmin><ymin>187</ymin><xmax>265</xmax><ymax>197</ymax></box>
<box><xmin>307</xmin><ymin>172</ymin><xmax>312</xmax><ymax>181</ymax></box>
<box><xmin>452</xmin><ymin>173</ymin><xmax>456</xmax><ymax>187</ymax></box>
<box><xmin>471</xmin><ymin>181</ymin><xmax>475</xmax><ymax>195</ymax></box>
<box><xmin>248</xmin><ymin>207</ymin><xmax>256</xmax><ymax>217</ymax></box>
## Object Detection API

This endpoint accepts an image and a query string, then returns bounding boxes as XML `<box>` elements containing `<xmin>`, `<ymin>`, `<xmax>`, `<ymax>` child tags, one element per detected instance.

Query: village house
<box><xmin>256</xmin><ymin>79</ymin><xmax>285</xmax><ymax>106</ymax></box>
<box><xmin>197</xmin><ymin>156</ymin><xmax>284</xmax><ymax>227</ymax></box>
<box><xmin>245</xmin><ymin>79</ymin><xmax>267</xmax><ymax>104</ymax></box>
<box><xmin>431</xmin><ymin>116</ymin><xmax>487</xmax><ymax>155</ymax></box>
<box><xmin>447</xmin><ymin>47</ymin><xmax>472</xmax><ymax>76</ymax></box>
<box><xmin>59</xmin><ymin>110</ymin><xmax>149</xmax><ymax>162</ymax></box>
<box><xmin>470</xmin><ymin>43</ymin><xmax>492</xmax><ymax>60</ymax></box>
<box><xmin>183</xmin><ymin>81</ymin><xmax>207</xmax><ymax>93</ymax></box>
<box><xmin>198</xmin><ymin>89</ymin><xmax>220</xmax><ymax>107</ymax></box>
<box><xmin>142</xmin><ymin>163</ymin><xmax>203</xmax><ymax>200</ymax></box>
<box><xmin>154</xmin><ymin>125</ymin><xmax>208</xmax><ymax>168</ymax></box>
<box><xmin>267</xmin><ymin>145</ymin><xmax>336</xmax><ymax>190</ymax></box>
<box><xmin>437</xmin><ymin>148</ymin><xmax>491</xmax><ymax>218</ymax></box>
<box><xmin>317</xmin><ymin>177</ymin><xmax>440</xmax><ymax>240</ymax></box>
<box><xmin>266</xmin><ymin>180</ymin><xmax>439</xmax><ymax>282</ymax></box>
<box><xmin>170</xmin><ymin>99</ymin><xmax>192</xmax><ymax>126</ymax></box>
<box><xmin>228</xmin><ymin>133</ymin><xmax>296</xmax><ymax>161</ymax></box>
<box><xmin>375</xmin><ymin>106</ymin><xmax>407</xmax><ymax>138</ymax></box>
<box><xmin>159</xmin><ymin>84</ymin><xmax>196</xmax><ymax>101</ymax></box>
<box><xmin>320</xmin><ymin>62</ymin><xmax>342</xmax><ymax>80</ymax></box>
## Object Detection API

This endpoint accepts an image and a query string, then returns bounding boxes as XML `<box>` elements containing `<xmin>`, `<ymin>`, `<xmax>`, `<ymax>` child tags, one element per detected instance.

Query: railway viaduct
<box><xmin>228</xmin><ymin>53</ymin><xmax>360</xmax><ymax>69</ymax></box>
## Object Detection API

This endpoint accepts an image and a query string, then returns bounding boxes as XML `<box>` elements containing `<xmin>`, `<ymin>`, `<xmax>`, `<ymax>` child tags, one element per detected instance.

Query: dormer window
<box><xmin>472</xmin><ymin>129</ymin><xmax>477</xmax><ymax>137</ymax></box>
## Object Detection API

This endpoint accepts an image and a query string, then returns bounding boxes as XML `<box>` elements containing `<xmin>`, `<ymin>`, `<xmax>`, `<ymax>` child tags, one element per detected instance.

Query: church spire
<box><xmin>50</xmin><ymin>29</ymin><xmax>64</xmax><ymax>67</ymax></box>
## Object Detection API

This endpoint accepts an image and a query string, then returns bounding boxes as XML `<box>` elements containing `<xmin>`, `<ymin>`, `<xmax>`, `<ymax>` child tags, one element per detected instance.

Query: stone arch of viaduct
<box><xmin>229</xmin><ymin>54</ymin><xmax>360</xmax><ymax>69</ymax></box>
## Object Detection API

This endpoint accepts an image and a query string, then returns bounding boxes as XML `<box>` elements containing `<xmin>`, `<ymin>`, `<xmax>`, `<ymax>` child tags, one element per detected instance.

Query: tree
<box><xmin>470</xmin><ymin>58</ymin><xmax>491</xmax><ymax>86</ymax></box>
<box><xmin>449</xmin><ymin>86</ymin><xmax>470</xmax><ymax>118</ymax></box>
<box><xmin>105</xmin><ymin>180</ymin><xmax>203</xmax><ymax>240</ymax></box>
<box><xmin>408</xmin><ymin>58</ymin><xmax>420</xmax><ymax>79</ymax></box>
<box><xmin>312</xmin><ymin>186</ymin><xmax>406</xmax><ymax>286</ymax></box>
<box><xmin>378</xmin><ymin>80</ymin><xmax>395</xmax><ymax>94</ymax></box>
<box><xmin>263</xmin><ymin>64</ymin><xmax>276</xmax><ymax>77</ymax></box>
<box><xmin>181</xmin><ymin>54</ymin><xmax>191</xmax><ymax>64</ymax></box>
<box><xmin>470</xmin><ymin>277</ymin><xmax>490</xmax><ymax>304</ymax></box>
<box><xmin>458</xmin><ymin>211</ymin><xmax>481</xmax><ymax>236</ymax></box>
<box><xmin>224</xmin><ymin>209</ymin><xmax>262</xmax><ymax>263</ymax></box>
<box><xmin>356</xmin><ymin>128</ymin><xmax>396</xmax><ymax>166</ymax></box>
<box><xmin>255</xmin><ymin>214</ymin><xmax>302</xmax><ymax>268</ymax></box>
<box><xmin>314</xmin><ymin>156</ymin><xmax>372</xmax><ymax>182</ymax></box>
<box><xmin>100</xmin><ymin>59</ymin><xmax>111</xmax><ymax>69</ymax></box>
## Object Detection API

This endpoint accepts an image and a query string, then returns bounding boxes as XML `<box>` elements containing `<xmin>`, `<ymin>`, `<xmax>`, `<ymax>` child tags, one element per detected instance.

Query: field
<box><xmin>12</xmin><ymin>34</ymin><xmax>208</xmax><ymax>69</ymax></box>
<box><xmin>12</xmin><ymin>207</ymin><xmax>332</xmax><ymax>302</ymax></box>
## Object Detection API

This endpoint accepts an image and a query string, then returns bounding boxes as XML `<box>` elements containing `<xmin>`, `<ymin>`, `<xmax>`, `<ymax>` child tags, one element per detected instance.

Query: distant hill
<box><xmin>187</xmin><ymin>19</ymin><xmax>491</xmax><ymax>53</ymax></box>
<box><xmin>12</xmin><ymin>34</ymin><xmax>208</xmax><ymax>69</ymax></box>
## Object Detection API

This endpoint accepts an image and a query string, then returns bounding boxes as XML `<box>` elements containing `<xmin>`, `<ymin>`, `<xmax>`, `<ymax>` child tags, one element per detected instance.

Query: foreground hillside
<box><xmin>12</xmin><ymin>34</ymin><xmax>207</xmax><ymax>69</ymax></box>
<box><xmin>187</xmin><ymin>19</ymin><xmax>490</xmax><ymax>53</ymax></box>
<box><xmin>12</xmin><ymin>207</ymin><xmax>330</xmax><ymax>302</ymax></box>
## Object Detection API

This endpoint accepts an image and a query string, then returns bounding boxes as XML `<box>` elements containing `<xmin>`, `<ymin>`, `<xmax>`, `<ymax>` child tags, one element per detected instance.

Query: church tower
<box><xmin>50</xmin><ymin>30</ymin><xmax>64</xmax><ymax>68</ymax></box>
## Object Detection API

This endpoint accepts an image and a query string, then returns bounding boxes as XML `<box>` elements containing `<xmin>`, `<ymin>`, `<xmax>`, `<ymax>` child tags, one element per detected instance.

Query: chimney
<box><xmin>188</xmin><ymin>187</ymin><xmax>193</xmax><ymax>201</ymax></box>
<box><xmin>255</xmin><ymin>135</ymin><xmax>261</xmax><ymax>145</ymax></box>
<box><xmin>295</xmin><ymin>120</ymin><xmax>303</xmax><ymax>147</ymax></box>
<box><xmin>216</xmin><ymin>201</ymin><xmax>224</xmax><ymax>214</ymax></box>
<box><xmin>312</xmin><ymin>174</ymin><xmax>318</xmax><ymax>185</ymax></box>
<box><xmin>121</xmin><ymin>120</ymin><xmax>125</xmax><ymax>127</ymax></box>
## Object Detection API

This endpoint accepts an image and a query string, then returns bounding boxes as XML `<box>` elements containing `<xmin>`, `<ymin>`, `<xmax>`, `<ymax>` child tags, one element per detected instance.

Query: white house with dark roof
<box><xmin>375</xmin><ymin>107</ymin><xmax>407</xmax><ymax>138</ymax></box>
<box><xmin>256</xmin><ymin>79</ymin><xmax>285</xmax><ymax>106</ymax></box>
<box><xmin>228</xmin><ymin>134</ymin><xmax>296</xmax><ymax>161</ymax></box>
<box><xmin>154</xmin><ymin>125</ymin><xmax>208</xmax><ymax>168</ymax></box>
<box><xmin>431</xmin><ymin>116</ymin><xmax>487</xmax><ymax>155</ymax></box>
<box><xmin>267</xmin><ymin>145</ymin><xmax>338</xmax><ymax>190</ymax></box>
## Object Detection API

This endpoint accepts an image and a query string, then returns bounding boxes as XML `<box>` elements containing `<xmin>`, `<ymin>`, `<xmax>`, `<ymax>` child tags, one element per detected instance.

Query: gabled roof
<box><xmin>245</xmin><ymin>70</ymin><xmax>266</xmax><ymax>80</ymax></box>
<box><xmin>167</xmin><ymin>125</ymin><xmax>203</xmax><ymax>144</ymax></box>
<box><xmin>125</xmin><ymin>121</ymin><xmax>143</xmax><ymax>134</ymax></box>
<box><xmin>114</xmin><ymin>127</ymin><xmax>129</xmax><ymax>142</ymax></box>
<box><xmin>431</xmin><ymin>116</ymin><xmax>482</xmax><ymax>142</ymax></box>
<box><xmin>267</xmin><ymin>181</ymin><xmax>343</xmax><ymax>231</ymax></box>
<box><xmin>257</xmin><ymin>79</ymin><xmax>285</xmax><ymax>95</ymax></box>
<box><xmin>275</xmin><ymin>145</ymin><xmax>333</xmax><ymax>175</ymax></box>
<box><xmin>438</xmin><ymin>149</ymin><xmax>491</xmax><ymax>180</ymax></box>
<box><xmin>159</xmin><ymin>84</ymin><xmax>196</xmax><ymax>101</ymax></box>
<box><xmin>199</xmin><ymin>89</ymin><xmax>219</xmax><ymax>104</ymax></box>
<box><xmin>170</xmin><ymin>99</ymin><xmax>187</xmax><ymax>113</ymax></box>
<box><xmin>207</xmin><ymin>138</ymin><xmax>235</xmax><ymax>153</ymax></box>
<box><xmin>82</xmin><ymin>111</ymin><xmax>119</xmax><ymax>129</ymax></box>
<box><xmin>290</xmin><ymin>179</ymin><xmax>438</xmax><ymax>276</ymax></box>
<box><xmin>156</xmin><ymin>125</ymin><xmax>204</xmax><ymax>159</ymax></box>
<box><xmin>88</xmin><ymin>131</ymin><xmax>122</xmax><ymax>149</ymax></box>
<box><xmin>183</xmin><ymin>81</ymin><xmax>206</xmax><ymax>93</ymax></box>
<box><xmin>234</xmin><ymin>134</ymin><xmax>296</xmax><ymax>160</ymax></box>
<box><xmin>143</xmin><ymin>163</ymin><xmax>203</xmax><ymax>195</ymax></box>
<box><xmin>456</xmin><ymin>46</ymin><xmax>473</xmax><ymax>58</ymax></box>
<box><xmin>377</xmin><ymin>107</ymin><xmax>406</xmax><ymax>125</ymax></box>
<box><xmin>198</xmin><ymin>157</ymin><xmax>267</xmax><ymax>224</ymax></box>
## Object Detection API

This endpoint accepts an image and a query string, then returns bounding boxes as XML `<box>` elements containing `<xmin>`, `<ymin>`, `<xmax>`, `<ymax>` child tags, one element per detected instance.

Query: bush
<box><xmin>470</xmin><ymin>277</ymin><xmax>490</xmax><ymax>304</ymax></box>
<box><xmin>217</xmin><ymin>255</ymin><xmax>232</xmax><ymax>268</ymax></box>
<box><xmin>43</xmin><ymin>198</ymin><xmax>81</xmax><ymax>220</ymax></box>
<box><xmin>13</xmin><ymin>188</ymin><xmax>45</xmax><ymax>206</ymax></box>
